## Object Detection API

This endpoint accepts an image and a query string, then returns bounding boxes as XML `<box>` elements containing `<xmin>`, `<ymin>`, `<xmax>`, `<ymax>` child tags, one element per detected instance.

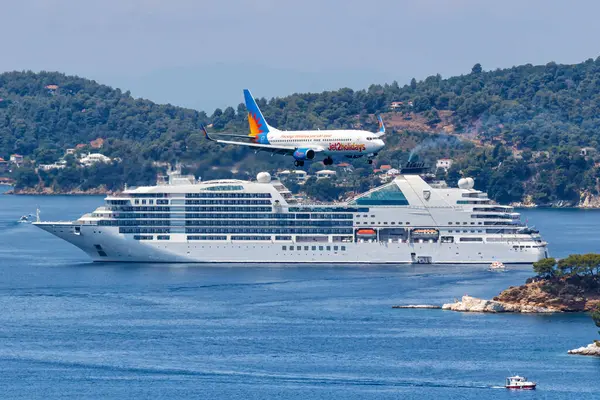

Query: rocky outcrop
<box><xmin>442</xmin><ymin>295</ymin><xmax>558</xmax><ymax>313</ymax></box>
<box><xmin>568</xmin><ymin>342</ymin><xmax>600</xmax><ymax>357</ymax></box>
<box><xmin>495</xmin><ymin>278</ymin><xmax>599</xmax><ymax>312</ymax></box>
<box><xmin>579</xmin><ymin>192</ymin><xmax>600</xmax><ymax>209</ymax></box>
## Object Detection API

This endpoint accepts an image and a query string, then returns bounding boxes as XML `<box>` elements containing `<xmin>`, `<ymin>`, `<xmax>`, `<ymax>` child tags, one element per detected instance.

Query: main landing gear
<box><xmin>367</xmin><ymin>152</ymin><xmax>378</xmax><ymax>164</ymax></box>
<box><xmin>323</xmin><ymin>157</ymin><xmax>333</xmax><ymax>166</ymax></box>
<box><xmin>294</xmin><ymin>160</ymin><xmax>305</xmax><ymax>167</ymax></box>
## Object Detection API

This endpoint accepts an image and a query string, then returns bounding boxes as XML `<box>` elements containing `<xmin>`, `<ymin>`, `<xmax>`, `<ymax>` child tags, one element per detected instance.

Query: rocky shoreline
<box><xmin>5</xmin><ymin>186</ymin><xmax>112</xmax><ymax>195</ymax></box>
<box><xmin>441</xmin><ymin>295</ymin><xmax>559</xmax><ymax>313</ymax></box>
<box><xmin>568</xmin><ymin>342</ymin><xmax>600</xmax><ymax>357</ymax></box>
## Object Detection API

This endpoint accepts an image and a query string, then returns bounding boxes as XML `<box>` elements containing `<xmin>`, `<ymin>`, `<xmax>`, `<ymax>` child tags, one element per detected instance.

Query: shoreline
<box><xmin>5</xmin><ymin>188</ymin><xmax>600</xmax><ymax>207</ymax></box>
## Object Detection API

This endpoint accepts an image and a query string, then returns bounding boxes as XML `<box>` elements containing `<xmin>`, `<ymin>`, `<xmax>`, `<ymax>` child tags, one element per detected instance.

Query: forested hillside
<box><xmin>1</xmin><ymin>58</ymin><xmax>600</xmax><ymax>203</ymax></box>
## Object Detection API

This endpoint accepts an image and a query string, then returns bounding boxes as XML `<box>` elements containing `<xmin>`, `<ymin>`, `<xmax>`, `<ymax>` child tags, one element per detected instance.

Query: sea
<box><xmin>0</xmin><ymin>185</ymin><xmax>599</xmax><ymax>399</ymax></box>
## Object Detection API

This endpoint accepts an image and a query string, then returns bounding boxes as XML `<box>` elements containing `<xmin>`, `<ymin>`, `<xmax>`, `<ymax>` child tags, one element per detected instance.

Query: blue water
<box><xmin>1</xmin><ymin>188</ymin><xmax>599</xmax><ymax>399</ymax></box>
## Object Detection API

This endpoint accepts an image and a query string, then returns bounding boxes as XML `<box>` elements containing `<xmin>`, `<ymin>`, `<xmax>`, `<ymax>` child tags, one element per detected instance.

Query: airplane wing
<box><xmin>202</xmin><ymin>125</ymin><xmax>320</xmax><ymax>156</ymax></box>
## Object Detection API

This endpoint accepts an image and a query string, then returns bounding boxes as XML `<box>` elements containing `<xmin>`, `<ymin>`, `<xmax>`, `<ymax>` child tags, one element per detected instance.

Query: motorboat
<box><xmin>505</xmin><ymin>375</ymin><xmax>536</xmax><ymax>390</ymax></box>
<box><xmin>18</xmin><ymin>215</ymin><xmax>30</xmax><ymax>223</ymax></box>
<box><xmin>488</xmin><ymin>261</ymin><xmax>506</xmax><ymax>272</ymax></box>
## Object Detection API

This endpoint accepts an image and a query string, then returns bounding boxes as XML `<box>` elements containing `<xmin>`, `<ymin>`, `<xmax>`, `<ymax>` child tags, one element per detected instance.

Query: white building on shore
<box><xmin>80</xmin><ymin>153</ymin><xmax>111</xmax><ymax>167</ymax></box>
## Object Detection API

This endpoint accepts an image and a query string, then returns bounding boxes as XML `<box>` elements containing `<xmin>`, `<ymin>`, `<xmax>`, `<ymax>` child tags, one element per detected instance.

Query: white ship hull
<box><xmin>36</xmin><ymin>223</ymin><xmax>547</xmax><ymax>264</ymax></box>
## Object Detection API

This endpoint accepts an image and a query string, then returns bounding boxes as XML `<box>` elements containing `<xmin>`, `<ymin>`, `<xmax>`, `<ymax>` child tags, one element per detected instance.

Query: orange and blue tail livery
<box><xmin>244</xmin><ymin>89</ymin><xmax>270</xmax><ymax>136</ymax></box>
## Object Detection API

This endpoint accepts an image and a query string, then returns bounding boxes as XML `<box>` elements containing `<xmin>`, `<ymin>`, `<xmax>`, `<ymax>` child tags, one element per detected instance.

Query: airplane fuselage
<box><xmin>265</xmin><ymin>129</ymin><xmax>385</xmax><ymax>158</ymax></box>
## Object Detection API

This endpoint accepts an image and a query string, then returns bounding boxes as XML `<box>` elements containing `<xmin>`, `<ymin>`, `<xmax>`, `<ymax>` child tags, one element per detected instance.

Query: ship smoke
<box><xmin>408</xmin><ymin>135</ymin><xmax>461</xmax><ymax>162</ymax></box>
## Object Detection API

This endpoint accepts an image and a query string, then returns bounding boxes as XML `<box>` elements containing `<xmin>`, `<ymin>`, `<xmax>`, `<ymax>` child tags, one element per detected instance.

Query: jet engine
<box><xmin>293</xmin><ymin>148</ymin><xmax>315</xmax><ymax>161</ymax></box>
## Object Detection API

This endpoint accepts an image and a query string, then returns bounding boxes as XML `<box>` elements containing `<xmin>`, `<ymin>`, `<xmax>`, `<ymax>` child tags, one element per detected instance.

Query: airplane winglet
<box><xmin>376</xmin><ymin>115</ymin><xmax>385</xmax><ymax>137</ymax></box>
<box><xmin>201</xmin><ymin>124</ymin><xmax>215</xmax><ymax>141</ymax></box>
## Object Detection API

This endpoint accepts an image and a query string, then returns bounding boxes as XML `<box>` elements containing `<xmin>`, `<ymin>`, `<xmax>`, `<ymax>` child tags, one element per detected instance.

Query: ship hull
<box><xmin>35</xmin><ymin>223</ymin><xmax>547</xmax><ymax>264</ymax></box>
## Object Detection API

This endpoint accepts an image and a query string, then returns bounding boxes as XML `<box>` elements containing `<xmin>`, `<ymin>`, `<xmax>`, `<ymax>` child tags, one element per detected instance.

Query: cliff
<box><xmin>442</xmin><ymin>276</ymin><xmax>600</xmax><ymax>313</ymax></box>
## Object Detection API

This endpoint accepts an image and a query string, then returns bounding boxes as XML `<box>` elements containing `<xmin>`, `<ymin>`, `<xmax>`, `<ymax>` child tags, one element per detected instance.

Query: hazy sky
<box><xmin>3</xmin><ymin>0</ymin><xmax>600</xmax><ymax>112</ymax></box>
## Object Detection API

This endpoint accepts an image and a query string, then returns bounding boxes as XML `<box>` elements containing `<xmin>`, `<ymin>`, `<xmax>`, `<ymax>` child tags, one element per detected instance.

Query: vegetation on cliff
<box><xmin>3</xmin><ymin>58</ymin><xmax>600</xmax><ymax>199</ymax></box>
<box><xmin>490</xmin><ymin>255</ymin><xmax>600</xmax><ymax>312</ymax></box>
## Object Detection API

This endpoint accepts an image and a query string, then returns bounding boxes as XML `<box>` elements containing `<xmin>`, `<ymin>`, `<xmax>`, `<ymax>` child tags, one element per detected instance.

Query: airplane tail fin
<box><xmin>375</xmin><ymin>115</ymin><xmax>386</xmax><ymax>137</ymax></box>
<box><xmin>244</xmin><ymin>89</ymin><xmax>271</xmax><ymax>137</ymax></box>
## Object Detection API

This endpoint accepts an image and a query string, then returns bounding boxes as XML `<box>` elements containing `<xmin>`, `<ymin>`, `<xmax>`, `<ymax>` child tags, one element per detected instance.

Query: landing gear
<box><xmin>323</xmin><ymin>157</ymin><xmax>333</xmax><ymax>166</ymax></box>
<box><xmin>294</xmin><ymin>160</ymin><xmax>305</xmax><ymax>167</ymax></box>
<box><xmin>368</xmin><ymin>159</ymin><xmax>373</xmax><ymax>164</ymax></box>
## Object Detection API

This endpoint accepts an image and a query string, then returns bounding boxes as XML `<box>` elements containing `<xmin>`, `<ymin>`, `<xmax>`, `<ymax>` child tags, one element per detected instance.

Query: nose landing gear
<box><xmin>294</xmin><ymin>160</ymin><xmax>305</xmax><ymax>167</ymax></box>
<box><xmin>323</xmin><ymin>157</ymin><xmax>333</xmax><ymax>166</ymax></box>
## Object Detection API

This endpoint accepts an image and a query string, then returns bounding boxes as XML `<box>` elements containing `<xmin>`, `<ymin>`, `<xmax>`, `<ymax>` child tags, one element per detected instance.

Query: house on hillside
<box><xmin>38</xmin><ymin>163</ymin><xmax>66</xmax><ymax>171</ymax></box>
<box><xmin>436</xmin><ymin>158</ymin><xmax>453</xmax><ymax>171</ymax></box>
<box><xmin>79</xmin><ymin>153</ymin><xmax>111</xmax><ymax>167</ymax></box>
<box><xmin>390</xmin><ymin>101</ymin><xmax>404</xmax><ymax>110</ymax></box>
<box><xmin>379</xmin><ymin>165</ymin><xmax>392</xmax><ymax>172</ymax></box>
<box><xmin>90</xmin><ymin>138</ymin><xmax>105</xmax><ymax>149</ymax></box>
<box><xmin>75</xmin><ymin>144</ymin><xmax>87</xmax><ymax>150</ymax></box>
<box><xmin>9</xmin><ymin>154</ymin><xmax>24</xmax><ymax>167</ymax></box>
<box><xmin>335</xmin><ymin>162</ymin><xmax>353</xmax><ymax>172</ymax></box>
<box><xmin>0</xmin><ymin>157</ymin><xmax>9</xmax><ymax>173</ymax></box>
<box><xmin>316</xmin><ymin>170</ymin><xmax>336</xmax><ymax>179</ymax></box>
<box><xmin>580</xmin><ymin>147</ymin><xmax>597</xmax><ymax>158</ymax></box>
<box><xmin>277</xmin><ymin>170</ymin><xmax>308</xmax><ymax>184</ymax></box>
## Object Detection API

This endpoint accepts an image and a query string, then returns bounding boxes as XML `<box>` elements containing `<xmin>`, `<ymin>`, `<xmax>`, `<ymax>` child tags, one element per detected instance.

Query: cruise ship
<box><xmin>34</xmin><ymin>165</ymin><xmax>548</xmax><ymax>264</ymax></box>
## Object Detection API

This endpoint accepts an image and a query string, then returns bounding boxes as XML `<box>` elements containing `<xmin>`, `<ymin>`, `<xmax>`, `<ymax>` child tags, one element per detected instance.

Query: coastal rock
<box><xmin>568</xmin><ymin>342</ymin><xmax>600</xmax><ymax>357</ymax></box>
<box><xmin>441</xmin><ymin>295</ymin><xmax>556</xmax><ymax>313</ymax></box>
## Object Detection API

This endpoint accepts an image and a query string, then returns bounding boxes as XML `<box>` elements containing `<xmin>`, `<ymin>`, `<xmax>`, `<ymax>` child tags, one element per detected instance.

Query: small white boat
<box><xmin>505</xmin><ymin>375</ymin><xmax>536</xmax><ymax>390</ymax></box>
<box><xmin>488</xmin><ymin>261</ymin><xmax>506</xmax><ymax>272</ymax></box>
<box><xmin>18</xmin><ymin>215</ymin><xmax>30</xmax><ymax>223</ymax></box>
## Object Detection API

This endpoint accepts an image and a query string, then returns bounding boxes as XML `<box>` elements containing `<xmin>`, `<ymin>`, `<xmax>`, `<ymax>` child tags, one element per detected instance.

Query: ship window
<box><xmin>334</xmin><ymin>246</ymin><xmax>339</xmax><ymax>251</ymax></box>
<box><xmin>282</xmin><ymin>246</ymin><xmax>287</xmax><ymax>250</ymax></box>
<box><xmin>384</xmin><ymin>222</ymin><xmax>388</xmax><ymax>225</ymax></box>
<box><xmin>350</xmin><ymin>183</ymin><xmax>409</xmax><ymax>206</ymax></box>
<box><xmin>142</xmin><ymin>200</ymin><xmax>147</xmax><ymax>205</ymax></box>
<box><xmin>448</xmin><ymin>222</ymin><xmax>452</xmax><ymax>225</ymax></box>
<box><xmin>304</xmin><ymin>246</ymin><xmax>309</xmax><ymax>250</ymax></box>
<box><xmin>326</xmin><ymin>246</ymin><xmax>331</xmax><ymax>251</ymax></box>
<box><xmin>406</xmin><ymin>222</ymin><xmax>410</xmax><ymax>225</ymax></box>
<box><xmin>312</xmin><ymin>246</ymin><xmax>316</xmax><ymax>250</ymax></box>
<box><xmin>290</xmin><ymin>246</ymin><xmax>294</xmax><ymax>250</ymax></box>
<box><xmin>459</xmin><ymin>237</ymin><xmax>483</xmax><ymax>242</ymax></box>
<box><xmin>391</xmin><ymin>222</ymin><xmax>395</xmax><ymax>225</ymax></box>
<box><xmin>149</xmin><ymin>200</ymin><xmax>154</xmax><ymax>205</ymax></box>
<box><xmin>319</xmin><ymin>246</ymin><xmax>323</xmax><ymax>251</ymax></box>
<box><xmin>470</xmin><ymin>222</ymin><xmax>474</xmax><ymax>225</ymax></box>
<box><xmin>135</xmin><ymin>200</ymin><xmax>139</xmax><ymax>205</ymax></box>
<box><xmin>341</xmin><ymin>246</ymin><xmax>346</xmax><ymax>251</ymax></box>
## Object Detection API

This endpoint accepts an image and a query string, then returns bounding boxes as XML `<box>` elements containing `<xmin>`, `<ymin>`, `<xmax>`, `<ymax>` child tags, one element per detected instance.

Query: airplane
<box><xmin>203</xmin><ymin>89</ymin><xmax>386</xmax><ymax>167</ymax></box>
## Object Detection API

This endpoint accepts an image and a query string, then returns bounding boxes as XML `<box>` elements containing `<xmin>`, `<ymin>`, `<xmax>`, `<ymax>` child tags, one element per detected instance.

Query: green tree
<box><xmin>533</xmin><ymin>257</ymin><xmax>556</xmax><ymax>278</ymax></box>
<box><xmin>471</xmin><ymin>63</ymin><xmax>483</xmax><ymax>74</ymax></box>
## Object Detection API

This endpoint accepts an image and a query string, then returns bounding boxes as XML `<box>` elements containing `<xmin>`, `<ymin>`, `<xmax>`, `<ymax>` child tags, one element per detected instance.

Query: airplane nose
<box><xmin>376</xmin><ymin>139</ymin><xmax>385</xmax><ymax>149</ymax></box>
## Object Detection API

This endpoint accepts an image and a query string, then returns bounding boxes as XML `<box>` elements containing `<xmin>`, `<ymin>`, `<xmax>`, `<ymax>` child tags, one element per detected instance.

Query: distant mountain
<box><xmin>2</xmin><ymin>58</ymin><xmax>600</xmax><ymax>203</ymax></box>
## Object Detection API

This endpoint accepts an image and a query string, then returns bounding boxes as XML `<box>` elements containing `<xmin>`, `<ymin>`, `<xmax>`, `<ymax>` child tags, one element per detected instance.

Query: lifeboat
<box><xmin>356</xmin><ymin>229</ymin><xmax>377</xmax><ymax>238</ymax></box>
<box><xmin>410</xmin><ymin>229</ymin><xmax>439</xmax><ymax>238</ymax></box>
